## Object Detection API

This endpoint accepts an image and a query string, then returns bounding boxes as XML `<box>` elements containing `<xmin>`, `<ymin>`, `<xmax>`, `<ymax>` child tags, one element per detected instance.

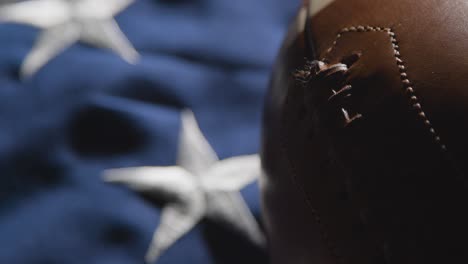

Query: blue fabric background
<box><xmin>0</xmin><ymin>0</ymin><xmax>300</xmax><ymax>263</ymax></box>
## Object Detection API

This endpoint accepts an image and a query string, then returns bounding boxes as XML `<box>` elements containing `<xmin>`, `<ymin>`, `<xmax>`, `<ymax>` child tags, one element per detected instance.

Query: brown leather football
<box><xmin>261</xmin><ymin>0</ymin><xmax>468</xmax><ymax>263</ymax></box>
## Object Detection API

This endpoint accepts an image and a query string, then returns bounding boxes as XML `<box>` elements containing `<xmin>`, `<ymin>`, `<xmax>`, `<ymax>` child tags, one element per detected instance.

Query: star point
<box><xmin>0</xmin><ymin>0</ymin><xmax>140</xmax><ymax>78</ymax></box>
<box><xmin>103</xmin><ymin>110</ymin><xmax>265</xmax><ymax>263</ymax></box>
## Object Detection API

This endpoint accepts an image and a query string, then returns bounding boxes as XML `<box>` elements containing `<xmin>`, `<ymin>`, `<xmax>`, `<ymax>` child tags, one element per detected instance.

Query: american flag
<box><xmin>0</xmin><ymin>0</ymin><xmax>299</xmax><ymax>263</ymax></box>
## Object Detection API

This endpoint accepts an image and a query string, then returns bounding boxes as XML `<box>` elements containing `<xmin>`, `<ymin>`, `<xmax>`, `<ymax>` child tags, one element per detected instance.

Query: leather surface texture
<box><xmin>261</xmin><ymin>0</ymin><xmax>468</xmax><ymax>263</ymax></box>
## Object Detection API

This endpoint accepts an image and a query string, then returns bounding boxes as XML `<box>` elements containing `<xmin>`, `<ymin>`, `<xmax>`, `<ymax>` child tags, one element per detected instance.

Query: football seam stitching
<box><xmin>280</xmin><ymin>101</ymin><xmax>345</xmax><ymax>263</ymax></box>
<box><xmin>324</xmin><ymin>26</ymin><xmax>447</xmax><ymax>152</ymax></box>
<box><xmin>283</xmin><ymin>25</ymin><xmax>452</xmax><ymax>263</ymax></box>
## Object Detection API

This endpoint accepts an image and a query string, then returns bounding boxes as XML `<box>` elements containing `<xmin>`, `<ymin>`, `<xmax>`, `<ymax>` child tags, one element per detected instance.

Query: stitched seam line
<box><xmin>323</xmin><ymin>26</ymin><xmax>447</xmax><ymax>152</ymax></box>
<box><xmin>280</xmin><ymin>112</ymin><xmax>344</xmax><ymax>263</ymax></box>
<box><xmin>283</xmin><ymin>64</ymin><xmax>345</xmax><ymax>262</ymax></box>
<box><xmin>284</xmin><ymin>25</ymin><xmax>452</xmax><ymax>263</ymax></box>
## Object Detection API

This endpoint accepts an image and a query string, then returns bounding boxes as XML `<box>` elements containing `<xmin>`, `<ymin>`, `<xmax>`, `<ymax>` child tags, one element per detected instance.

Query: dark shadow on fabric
<box><xmin>102</xmin><ymin>222</ymin><xmax>137</xmax><ymax>246</ymax></box>
<box><xmin>202</xmin><ymin>218</ymin><xmax>269</xmax><ymax>264</ymax></box>
<box><xmin>7</xmin><ymin>64</ymin><xmax>20</xmax><ymax>80</ymax></box>
<box><xmin>0</xmin><ymin>149</ymin><xmax>66</xmax><ymax>210</ymax></box>
<box><xmin>66</xmin><ymin>106</ymin><xmax>148</xmax><ymax>158</ymax></box>
<box><xmin>152</xmin><ymin>0</ymin><xmax>208</xmax><ymax>11</ymax></box>
<box><xmin>110</xmin><ymin>78</ymin><xmax>183</xmax><ymax>109</ymax></box>
<box><xmin>156</xmin><ymin>0</ymin><xmax>194</xmax><ymax>5</ymax></box>
<box><xmin>140</xmin><ymin>50</ymin><xmax>267</xmax><ymax>72</ymax></box>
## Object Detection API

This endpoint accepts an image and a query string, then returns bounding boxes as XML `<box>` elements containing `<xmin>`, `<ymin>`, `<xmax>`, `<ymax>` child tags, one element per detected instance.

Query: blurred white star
<box><xmin>103</xmin><ymin>110</ymin><xmax>265</xmax><ymax>263</ymax></box>
<box><xmin>309</xmin><ymin>0</ymin><xmax>335</xmax><ymax>16</ymax></box>
<box><xmin>0</xmin><ymin>0</ymin><xmax>140</xmax><ymax>77</ymax></box>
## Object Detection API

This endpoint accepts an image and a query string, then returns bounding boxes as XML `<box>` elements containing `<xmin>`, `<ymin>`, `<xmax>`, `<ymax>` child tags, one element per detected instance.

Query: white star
<box><xmin>103</xmin><ymin>110</ymin><xmax>265</xmax><ymax>263</ymax></box>
<box><xmin>309</xmin><ymin>0</ymin><xmax>335</xmax><ymax>16</ymax></box>
<box><xmin>0</xmin><ymin>0</ymin><xmax>140</xmax><ymax>77</ymax></box>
